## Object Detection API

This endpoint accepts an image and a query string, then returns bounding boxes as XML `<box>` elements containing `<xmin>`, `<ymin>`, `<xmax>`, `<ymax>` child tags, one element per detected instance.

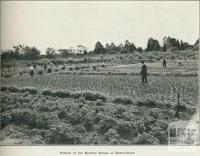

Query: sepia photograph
<box><xmin>0</xmin><ymin>0</ymin><xmax>199</xmax><ymax>148</ymax></box>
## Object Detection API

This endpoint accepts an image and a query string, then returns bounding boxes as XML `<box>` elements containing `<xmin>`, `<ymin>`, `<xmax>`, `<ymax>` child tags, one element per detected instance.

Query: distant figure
<box><xmin>29</xmin><ymin>65</ymin><xmax>34</xmax><ymax>77</ymax></box>
<box><xmin>140</xmin><ymin>60</ymin><xmax>147</xmax><ymax>84</ymax></box>
<box><xmin>93</xmin><ymin>66</ymin><xmax>96</xmax><ymax>71</ymax></box>
<box><xmin>33</xmin><ymin>64</ymin><xmax>36</xmax><ymax>69</ymax></box>
<box><xmin>178</xmin><ymin>62</ymin><xmax>182</xmax><ymax>67</ymax></box>
<box><xmin>163</xmin><ymin>59</ymin><xmax>166</xmax><ymax>68</ymax></box>
<box><xmin>93</xmin><ymin>64</ymin><xmax>97</xmax><ymax>71</ymax></box>
<box><xmin>44</xmin><ymin>64</ymin><xmax>47</xmax><ymax>70</ymax></box>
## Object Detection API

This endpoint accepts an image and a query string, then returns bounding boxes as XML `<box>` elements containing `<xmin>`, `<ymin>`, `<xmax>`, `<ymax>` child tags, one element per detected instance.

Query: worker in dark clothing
<box><xmin>44</xmin><ymin>64</ymin><xmax>47</xmax><ymax>70</ymax></box>
<box><xmin>33</xmin><ymin>64</ymin><xmax>36</xmax><ymax>69</ymax></box>
<box><xmin>29</xmin><ymin>65</ymin><xmax>34</xmax><ymax>77</ymax></box>
<box><xmin>163</xmin><ymin>59</ymin><xmax>166</xmax><ymax>68</ymax></box>
<box><xmin>140</xmin><ymin>60</ymin><xmax>147</xmax><ymax>84</ymax></box>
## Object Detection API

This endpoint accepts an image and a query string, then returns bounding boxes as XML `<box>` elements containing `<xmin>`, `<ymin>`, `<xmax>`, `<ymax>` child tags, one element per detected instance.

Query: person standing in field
<box><xmin>163</xmin><ymin>58</ymin><xmax>166</xmax><ymax>68</ymax></box>
<box><xmin>44</xmin><ymin>64</ymin><xmax>47</xmax><ymax>70</ymax></box>
<box><xmin>29</xmin><ymin>65</ymin><xmax>34</xmax><ymax>77</ymax></box>
<box><xmin>33</xmin><ymin>64</ymin><xmax>36</xmax><ymax>69</ymax></box>
<box><xmin>140</xmin><ymin>60</ymin><xmax>148</xmax><ymax>84</ymax></box>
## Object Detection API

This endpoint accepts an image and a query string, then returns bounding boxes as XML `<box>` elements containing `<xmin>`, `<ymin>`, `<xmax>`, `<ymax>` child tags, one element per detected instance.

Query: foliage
<box><xmin>163</xmin><ymin>36</ymin><xmax>192</xmax><ymax>51</ymax></box>
<box><xmin>137</xmin><ymin>47</ymin><xmax>143</xmax><ymax>53</ymax></box>
<box><xmin>99</xmin><ymin>117</ymin><xmax>117</xmax><ymax>134</ymax></box>
<box><xmin>46</xmin><ymin>47</ymin><xmax>56</xmax><ymax>59</ymax></box>
<box><xmin>146</xmin><ymin>38</ymin><xmax>160</xmax><ymax>51</ymax></box>
<box><xmin>47</xmin><ymin>68</ymin><xmax>52</xmax><ymax>73</ymax></box>
<box><xmin>46</xmin><ymin>123</ymin><xmax>81</xmax><ymax>144</ymax></box>
<box><xmin>0</xmin><ymin>83</ymin><xmax>197</xmax><ymax>144</ymax></box>
<box><xmin>82</xmin><ymin>91</ymin><xmax>107</xmax><ymax>102</ymax></box>
<box><xmin>38</xmin><ymin>70</ymin><xmax>43</xmax><ymax>75</ymax></box>
<box><xmin>113</xmin><ymin>96</ymin><xmax>134</xmax><ymax>105</ymax></box>
<box><xmin>1</xmin><ymin>45</ymin><xmax>40</xmax><ymax>60</ymax></box>
<box><xmin>94</xmin><ymin>41</ymin><xmax>106</xmax><ymax>54</ymax></box>
<box><xmin>123</xmin><ymin>40</ymin><xmax>136</xmax><ymax>53</ymax></box>
<box><xmin>116</xmin><ymin>121</ymin><xmax>133</xmax><ymax>139</ymax></box>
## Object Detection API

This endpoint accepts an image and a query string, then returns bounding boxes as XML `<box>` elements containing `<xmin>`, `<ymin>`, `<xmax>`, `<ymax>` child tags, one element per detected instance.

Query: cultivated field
<box><xmin>0</xmin><ymin>51</ymin><xmax>199</xmax><ymax>145</ymax></box>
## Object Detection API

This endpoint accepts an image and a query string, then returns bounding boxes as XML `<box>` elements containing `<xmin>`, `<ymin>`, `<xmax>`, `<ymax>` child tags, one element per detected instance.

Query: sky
<box><xmin>1</xmin><ymin>1</ymin><xmax>199</xmax><ymax>53</ymax></box>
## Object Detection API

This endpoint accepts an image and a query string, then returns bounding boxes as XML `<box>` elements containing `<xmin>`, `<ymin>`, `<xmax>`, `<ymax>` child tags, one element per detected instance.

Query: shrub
<box><xmin>138</xmin><ymin>56</ymin><xmax>143</xmax><ymax>60</ymax></box>
<box><xmin>83</xmin><ymin>118</ymin><xmax>93</xmax><ymax>131</ymax></box>
<box><xmin>38</xmin><ymin>70</ymin><xmax>43</xmax><ymax>75</ymax></box>
<box><xmin>120</xmin><ymin>49</ymin><xmax>129</xmax><ymax>54</ymax></box>
<box><xmin>1</xmin><ymin>114</ymin><xmax>11</xmax><ymax>129</ymax></box>
<box><xmin>95</xmin><ymin>106</ymin><xmax>104</xmax><ymax>114</ymax></box>
<box><xmin>99</xmin><ymin>117</ymin><xmax>117</xmax><ymax>134</ymax></box>
<box><xmin>46</xmin><ymin>123</ymin><xmax>81</xmax><ymax>144</ymax></box>
<box><xmin>17</xmin><ymin>96</ymin><xmax>30</xmax><ymax>103</ymax></box>
<box><xmin>69</xmin><ymin>67</ymin><xmax>73</xmax><ymax>71</ymax></box>
<box><xmin>104</xmin><ymin>128</ymin><xmax>119</xmax><ymax>142</ymax></box>
<box><xmin>19</xmin><ymin>71</ymin><xmax>23</xmax><ymax>75</ymax></box>
<box><xmin>21</xmin><ymin>87</ymin><xmax>38</xmax><ymax>94</ymax></box>
<box><xmin>175</xmin><ymin>105</ymin><xmax>187</xmax><ymax>112</ymax></box>
<box><xmin>82</xmin><ymin>91</ymin><xmax>107</xmax><ymax>102</ymax></box>
<box><xmin>31</xmin><ymin>135</ymin><xmax>44</xmax><ymax>144</ymax></box>
<box><xmin>10</xmin><ymin>109</ymin><xmax>37</xmax><ymax>126</ymax></box>
<box><xmin>71</xmin><ymin>92</ymin><xmax>82</xmax><ymax>99</ymax></box>
<box><xmin>74</xmin><ymin>66</ymin><xmax>80</xmax><ymax>70</ymax></box>
<box><xmin>35</xmin><ymin>114</ymin><xmax>51</xmax><ymax>129</ymax></box>
<box><xmin>153</xmin><ymin>129</ymin><xmax>167</xmax><ymax>144</ymax></box>
<box><xmin>114</xmin><ymin>106</ymin><xmax>126</xmax><ymax>118</ymax></box>
<box><xmin>148</xmin><ymin>55</ymin><xmax>154</xmax><ymax>60</ymax></box>
<box><xmin>51</xmin><ymin>59</ymin><xmax>66</xmax><ymax>65</ymax></box>
<box><xmin>74</xmin><ymin>125</ymin><xmax>86</xmax><ymax>134</ymax></box>
<box><xmin>53</xmin><ymin>90</ymin><xmax>71</xmax><ymax>98</ymax></box>
<box><xmin>100</xmin><ymin>64</ymin><xmax>106</xmax><ymax>68</ymax></box>
<box><xmin>4</xmin><ymin>73</ymin><xmax>12</xmax><ymax>77</ymax></box>
<box><xmin>1</xmin><ymin>86</ymin><xmax>8</xmax><ymax>91</ymax></box>
<box><xmin>96</xmin><ymin>99</ymin><xmax>104</xmax><ymax>106</ymax></box>
<box><xmin>80</xmin><ymin>66</ymin><xmax>85</xmax><ymax>69</ymax></box>
<box><xmin>47</xmin><ymin>68</ymin><xmax>52</xmax><ymax>73</ymax></box>
<box><xmin>137</xmin><ymin>99</ymin><xmax>161</xmax><ymax>108</ymax></box>
<box><xmin>170</xmin><ymin>55</ymin><xmax>176</xmax><ymax>60</ymax></box>
<box><xmin>69</xmin><ymin>113</ymin><xmax>85</xmax><ymax>126</ymax></box>
<box><xmin>39</xmin><ymin>105</ymin><xmax>50</xmax><ymax>112</ymax></box>
<box><xmin>7</xmin><ymin>86</ymin><xmax>20</xmax><ymax>93</ymax></box>
<box><xmin>58</xmin><ymin>110</ymin><xmax>68</xmax><ymax>119</ymax></box>
<box><xmin>42</xmin><ymin>89</ymin><xmax>54</xmax><ymax>96</ymax></box>
<box><xmin>156</xmin><ymin>120</ymin><xmax>168</xmax><ymax>130</ymax></box>
<box><xmin>113</xmin><ymin>96</ymin><xmax>133</xmax><ymax>105</ymax></box>
<box><xmin>116</xmin><ymin>121</ymin><xmax>133</xmax><ymax>139</ymax></box>
<box><xmin>79</xmin><ymin>96</ymin><xmax>86</xmax><ymax>104</ymax></box>
<box><xmin>133</xmin><ymin>132</ymin><xmax>159</xmax><ymax>144</ymax></box>
<box><xmin>10</xmin><ymin>109</ymin><xmax>51</xmax><ymax>129</ymax></box>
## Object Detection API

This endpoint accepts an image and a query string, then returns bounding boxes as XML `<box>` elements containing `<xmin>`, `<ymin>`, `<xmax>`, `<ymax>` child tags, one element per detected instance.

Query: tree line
<box><xmin>1</xmin><ymin>37</ymin><xmax>197</xmax><ymax>60</ymax></box>
<box><xmin>93</xmin><ymin>36</ymin><xmax>194</xmax><ymax>54</ymax></box>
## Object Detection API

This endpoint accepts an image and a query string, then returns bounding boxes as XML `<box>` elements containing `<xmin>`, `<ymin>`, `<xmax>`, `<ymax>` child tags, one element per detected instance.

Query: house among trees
<box><xmin>163</xmin><ymin>36</ymin><xmax>192</xmax><ymax>52</ymax></box>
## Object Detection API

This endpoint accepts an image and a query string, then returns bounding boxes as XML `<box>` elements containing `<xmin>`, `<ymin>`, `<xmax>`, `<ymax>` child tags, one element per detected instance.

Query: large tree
<box><xmin>146</xmin><ymin>38</ymin><xmax>160</xmax><ymax>51</ymax></box>
<box><xmin>58</xmin><ymin>49</ymin><xmax>70</xmax><ymax>58</ymax></box>
<box><xmin>46</xmin><ymin>47</ymin><xmax>56</xmax><ymax>58</ymax></box>
<box><xmin>24</xmin><ymin>46</ymin><xmax>40</xmax><ymax>59</ymax></box>
<box><xmin>123</xmin><ymin>40</ymin><xmax>136</xmax><ymax>53</ymax></box>
<box><xmin>94</xmin><ymin>41</ymin><xmax>105</xmax><ymax>54</ymax></box>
